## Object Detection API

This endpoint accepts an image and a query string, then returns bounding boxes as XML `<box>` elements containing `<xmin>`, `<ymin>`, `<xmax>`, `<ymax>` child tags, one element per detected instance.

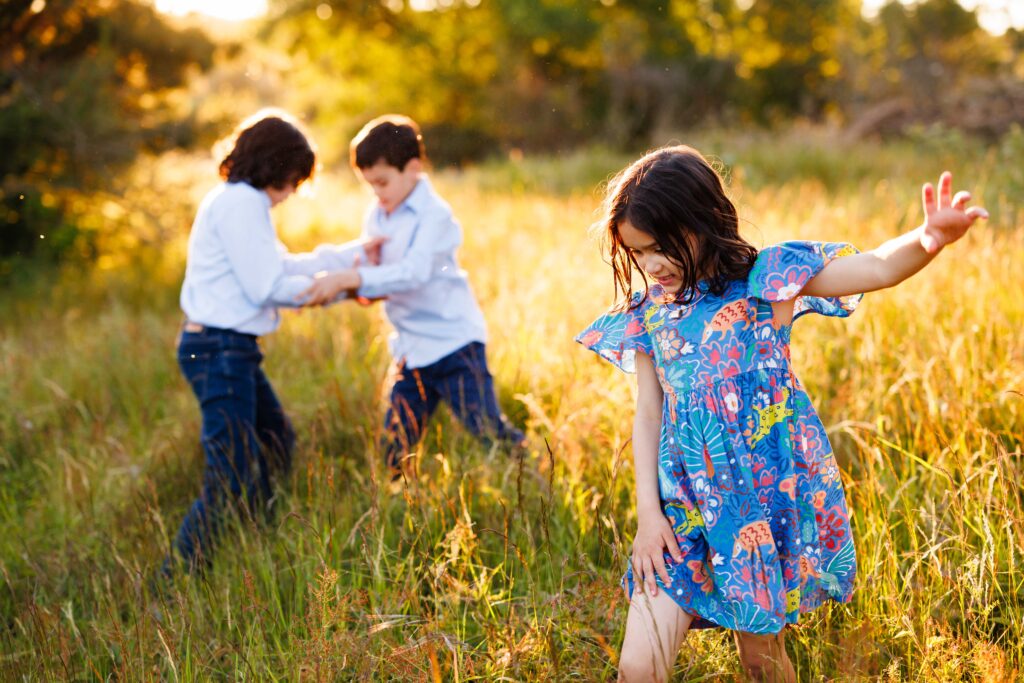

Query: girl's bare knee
<box><xmin>739</xmin><ymin>657</ymin><xmax>775</xmax><ymax>682</ymax></box>
<box><xmin>619</xmin><ymin>649</ymin><xmax>698</xmax><ymax>683</ymax></box>
<box><xmin>617</xmin><ymin>653</ymin><xmax>665</xmax><ymax>683</ymax></box>
<box><xmin>734</xmin><ymin>631</ymin><xmax>789</xmax><ymax>682</ymax></box>
<box><xmin>618</xmin><ymin>591</ymin><xmax>693</xmax><ymax>682</ymax></box>
<box><xmin>618</xmin><ymin>636</ymin><xmax>673</xmax><ymax>683</ymax></box>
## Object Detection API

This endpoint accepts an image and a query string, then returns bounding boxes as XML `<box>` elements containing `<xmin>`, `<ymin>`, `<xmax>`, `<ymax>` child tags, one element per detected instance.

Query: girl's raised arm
<box><xmin>801</xmin><ymin>172</ymin><xmax>987</xmax><ymax>299</ymax></box>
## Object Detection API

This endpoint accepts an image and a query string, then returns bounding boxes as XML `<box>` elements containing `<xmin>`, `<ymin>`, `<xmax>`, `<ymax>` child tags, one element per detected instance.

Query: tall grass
<box><xmin>1</xmin><ymin>131</ymin><xmax>1022</xmax><ymax>680</ymax></box>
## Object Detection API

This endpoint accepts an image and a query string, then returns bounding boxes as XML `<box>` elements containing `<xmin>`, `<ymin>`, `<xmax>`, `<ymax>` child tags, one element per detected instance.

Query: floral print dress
<box><xmin>577</xmin><ymin>241</ymin><xmax>862</xmax><ymax>634</ymax></box>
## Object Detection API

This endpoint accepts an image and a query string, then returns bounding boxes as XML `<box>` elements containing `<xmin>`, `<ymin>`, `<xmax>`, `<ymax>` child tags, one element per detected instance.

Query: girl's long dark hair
<box><xmin>217</xmin><ymin>109</ymin><xmax>316</xmax><ymax>190</ymax></box>
<box><xmin>602</xmin><ymin>145</ymin><xmax>757</xmax><ymax>309</ymax></box>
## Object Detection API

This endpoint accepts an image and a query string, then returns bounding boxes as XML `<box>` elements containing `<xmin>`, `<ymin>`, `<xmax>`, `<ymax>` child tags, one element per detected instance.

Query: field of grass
<box><xmin>1</xmin><ymin>130</ymin><xmax>1022</xmax><ymax>681</ymax></box>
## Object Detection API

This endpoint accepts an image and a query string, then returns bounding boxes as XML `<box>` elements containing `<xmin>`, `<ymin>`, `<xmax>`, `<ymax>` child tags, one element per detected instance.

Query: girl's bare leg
<box><xmin>733</xmin><ymin>629</ymin><xmax>796</xmax><ymax>683</ymax></box>
<box><xmin>618</xmin><ymin>588</ymin><xmax>694</xmax><ymax>683</ymax></box>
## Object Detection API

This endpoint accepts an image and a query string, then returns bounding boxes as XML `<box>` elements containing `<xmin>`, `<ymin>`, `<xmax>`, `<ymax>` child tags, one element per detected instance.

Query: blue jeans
<box><xmin>383</xmin><ymin>341</ymin><xmax>525</xmax><ymax>469</ymax></box>
<box><xmin>171</xmin><ymin>327</ymin><xmax>294</xmax><ymax>570</ymax></box>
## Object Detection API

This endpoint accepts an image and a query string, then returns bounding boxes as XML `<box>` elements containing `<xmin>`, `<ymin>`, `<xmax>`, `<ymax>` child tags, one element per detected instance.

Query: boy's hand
<box><xmin>361</xmin><ymin>236</ymin><xmax>388</xmax><ymax>265</ymax></box>
<box><xmin>920</xmin><ymin>171</ymin><xmax>988</xmax><ymax>254</ymax></box>
<box><xmin>299</xmin><ymin>269</ymin><xmax>361</xmax><ymax>306</ymax></box>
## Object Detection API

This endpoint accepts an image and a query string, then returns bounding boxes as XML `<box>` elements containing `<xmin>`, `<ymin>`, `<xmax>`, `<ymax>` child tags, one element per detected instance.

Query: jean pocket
<box><xmin>178</xmin><ymin>336</ymin><xmax>220</xmax><ymax>361</ymax></box>
<box><xmin>179</xmin><ymin>354</ymin><xmax>212</xmax><ymax>399</ymax></box>
<box><xmin>218</xmin><ymin>349</ymin><xmax>260</xmax><ymax>379</ymax></box>
<box><xmin>178</xmin><ymin>349</ymin><xmax>215</xmax><ymax>366</ymax></box>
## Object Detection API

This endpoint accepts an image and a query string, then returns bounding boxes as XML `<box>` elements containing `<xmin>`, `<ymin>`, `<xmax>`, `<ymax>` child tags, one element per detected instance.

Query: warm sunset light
<box><xmin>155</xmin><ymin>0</ymin><xmax>267</xmax><ymax>21</ymax></box>
<box><xmin>959</xmin><ymin>0</ymin><xmax>1024</xmax><ymax>34</ymax></box>
<box><xmin>150</xmin><ymin>0</ymin><xmax>1024</xmax><ymax>32</ymax></box>
<box><xmin>863</xmin><ymin>0</ymin><xmax>1024</xmax><ymax>34</ymax></box>
<box><xmin>5</xmin><ymin>0</ymin><xmax>1023</xmax><ymax>679</ymax></box>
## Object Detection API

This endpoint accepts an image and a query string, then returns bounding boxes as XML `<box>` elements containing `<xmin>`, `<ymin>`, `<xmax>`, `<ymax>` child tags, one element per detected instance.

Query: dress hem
<box><xmin>623</xmin><ymin>575</ymin><xmax>854</xmax><ymax>635</ymax></box>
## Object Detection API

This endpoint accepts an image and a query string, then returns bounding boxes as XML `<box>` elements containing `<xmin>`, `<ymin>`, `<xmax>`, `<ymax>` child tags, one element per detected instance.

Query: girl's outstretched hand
<box><xmin>632</xmin><ymin>512</ymin><xmax>685</xmax><ymax>596</ymax></box>
<box><xmin>920</xmin><ymin>172</ymin><xmax>989</xmax><ymax>254</ymax></box>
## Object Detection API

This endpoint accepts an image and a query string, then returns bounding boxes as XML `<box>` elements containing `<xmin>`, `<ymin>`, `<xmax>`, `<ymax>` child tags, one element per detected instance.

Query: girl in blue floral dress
<box><xmin>576</xmin><ymin>146</ymin><xmax>987</xmax><ymax>682</ymax></box>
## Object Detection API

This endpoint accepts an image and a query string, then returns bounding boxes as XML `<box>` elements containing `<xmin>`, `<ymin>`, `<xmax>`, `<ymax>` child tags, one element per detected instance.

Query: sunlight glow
<box><xmin>151</xmin><ymin>0</ymin><xmax>1023</xmax><ymax>32</ymax></box>
<box><xmin>155</xmin><ymin>0</ymin><xmax>268</xmax><ymax>21</ymax></box>
<box><xmin>959</xmin><ymin>0</ymin><xmax>1024</xmax><ymax>35</ymax></box>
<box><xmin>862</xmin><ymin>0</ymin><xmax>1024</xmax><ymax>35</ymax></box>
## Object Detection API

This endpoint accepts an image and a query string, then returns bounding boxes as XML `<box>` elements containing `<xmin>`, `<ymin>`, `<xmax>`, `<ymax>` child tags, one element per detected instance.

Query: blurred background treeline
<box><xmin>3</xmin><ymin>0</ymin><xmax>1024</xmax><ymax>272</ymax></box>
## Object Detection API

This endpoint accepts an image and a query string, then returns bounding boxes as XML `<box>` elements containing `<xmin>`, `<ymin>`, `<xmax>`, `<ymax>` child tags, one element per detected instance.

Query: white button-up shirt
<box><xmin>180</xmin><ymin>181</ymin><xmax>365</xmax><ymax>336</ymax></box>
<box><xmin>356</xmin><ymin>176</ymin><xmax>487</xmax><ymax>368</ymax></box>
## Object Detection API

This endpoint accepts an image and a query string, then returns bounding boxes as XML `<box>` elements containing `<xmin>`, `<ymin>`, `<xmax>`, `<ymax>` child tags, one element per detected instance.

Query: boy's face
<box><xmin>358</xmin><ymin>158</ymin><xmax>422</xmax><ymax>215</ymax></box>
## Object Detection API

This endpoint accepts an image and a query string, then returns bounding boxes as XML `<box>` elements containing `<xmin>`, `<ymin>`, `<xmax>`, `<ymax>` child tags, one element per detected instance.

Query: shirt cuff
<box><xmin>356</xmin><ymin>265</ymin><xmax>388</xmax><ymax>299</ymax></box>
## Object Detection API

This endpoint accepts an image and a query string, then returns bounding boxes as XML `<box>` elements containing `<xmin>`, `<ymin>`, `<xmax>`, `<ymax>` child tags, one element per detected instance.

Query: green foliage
<box><xmin>996</xmin><ymin>124</ymin><xmax>1024</xmax><ymax>196</ymax></box>
<box><xmin>257</xmin><ymin>0</ymin><xmax>1024</xmax><ymax>167</ymax></box>
<box><xmin>0</xmin><ymin>190</ymin><xmax>78</xmax><ymax>261</ymax></box>
<box><xmin>6</xmin><ymin>0</ymin><xmax>1022</xmax><ymax>269</ymax></box>
<box><xmin>0</xmin><ymin>0</ymin><xmax>215</xmax><ymax>261</ymax></box>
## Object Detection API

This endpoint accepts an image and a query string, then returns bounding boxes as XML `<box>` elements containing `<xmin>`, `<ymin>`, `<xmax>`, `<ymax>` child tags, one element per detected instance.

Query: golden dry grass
<box><xmin>1</xmin><ymin>133</ymin><xmax>1021</xmax><ymax>680</ymax></box>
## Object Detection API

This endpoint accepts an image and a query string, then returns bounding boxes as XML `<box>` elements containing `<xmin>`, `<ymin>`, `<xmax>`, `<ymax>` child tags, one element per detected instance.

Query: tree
<box><xmin>0</xmin><ymin>0</ymin><xmax>215</xmax><ymax>259</ymax></box>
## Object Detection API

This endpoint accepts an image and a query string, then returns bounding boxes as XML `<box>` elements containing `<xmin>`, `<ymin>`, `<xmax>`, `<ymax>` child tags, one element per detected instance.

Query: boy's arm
<box><xmin>301</xmin><ymin>205</ymin><xmax>456</xmax><ymax>306</ymax></box>
<box><xmin>280</xmin><ymin>239</ymin><xmax>363</xmax><ymax>277</ymax></box>
<box><xmin>802</xmin><ymin>172</ymin><xmax>987</xmax><ymax>299</ymax></box>
<box><xmin>280</xmin><ymin>237</ymin><xmax>386</xmax><ymax>277</ymax></box>
<box><xmin>356</xmin><ymin>205</ymin><xmax>457</xmax><ymax>298</ymax></box>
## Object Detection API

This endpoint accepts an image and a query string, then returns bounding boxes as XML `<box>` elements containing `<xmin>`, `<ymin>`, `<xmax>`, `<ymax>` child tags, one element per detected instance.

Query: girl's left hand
<box><xmin>920</xmin><ymin>171</ymin><xmax>989</xmax><ymax>254</ymax></box>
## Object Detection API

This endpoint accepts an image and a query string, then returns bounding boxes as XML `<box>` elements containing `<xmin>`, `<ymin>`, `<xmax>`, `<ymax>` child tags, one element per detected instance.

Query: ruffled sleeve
<box><xmin>575</xmin><ymin>292</ymin><xmax>653</xmax><ymax>373</ymax></box>
<box><xmin>747</xmin><ymin>241</ymin><xmax>863</xmax><ymax>322</ymax></box>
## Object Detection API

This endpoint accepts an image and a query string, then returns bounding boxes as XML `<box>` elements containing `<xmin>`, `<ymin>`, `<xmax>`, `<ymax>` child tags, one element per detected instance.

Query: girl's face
<box><xmin>619</xmin><ymin>219</ymin><xmax>684</xmax><ymax>294</ymax></box>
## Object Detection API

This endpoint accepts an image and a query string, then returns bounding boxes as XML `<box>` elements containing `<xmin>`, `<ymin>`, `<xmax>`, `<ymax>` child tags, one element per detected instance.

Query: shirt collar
<box><xmin>397</xmin><ymin>175</ymin><xmax>432</xmax><ymax>215</ymax></box>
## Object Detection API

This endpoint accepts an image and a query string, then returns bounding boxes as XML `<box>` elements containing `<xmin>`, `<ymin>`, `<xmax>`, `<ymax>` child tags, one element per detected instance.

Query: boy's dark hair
<box><xmin>218</xmin><ymin>110</ymin><xmax>316</xmax><ymax>189</ymax></box>
<box><xmin>351</xmin><ymin>115</ymin><xmax>426</xmax><ymax>171</ymax></box>
<box><xmin>603</xmin><ymin>145</ymin><xmax>758</xmax><ymax>308</ymax></box>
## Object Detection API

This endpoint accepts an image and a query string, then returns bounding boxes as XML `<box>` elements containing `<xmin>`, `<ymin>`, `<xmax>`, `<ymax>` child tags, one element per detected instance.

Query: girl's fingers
<box><xmin>642</xmin><ymin>557</ymin><xmax>657</xmax><ymax>595</ymax></box>
<box><xmin>922</xmin><ymin>182</ymin><xmax>936</xmax><ymax>216</ymax></box>
<box><xmin>952</xmin><ymin>191</ymin><xmax>971</xmax><ymax>210</ymax></box>
<box><xmin>938</xmin><ymin>171</ymin><xmax>953</xmax><ymax>209</ymax></box>
<box><xmin>966</xmin><ymin>206</ymin><xmax>989</xmax><ymax>221</ymax></box>
<box><xmin>664</xmin><ymin>530</ymin><xmax>685</xmax><ymax>563</ymax></box>
<box><xmin>632</xmin><ymin>555</ymin><xmax>643</xmax><ymax>593</ymax></box>
<box><xmin>653</xmin><ymin>554</ymin><xmax>672</xmax><ymax>587</ymax></box>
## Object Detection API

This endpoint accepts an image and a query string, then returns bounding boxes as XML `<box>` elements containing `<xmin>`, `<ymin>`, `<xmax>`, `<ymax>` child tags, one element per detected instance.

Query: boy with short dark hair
<box><xmin>303</xmin><ymin>115</ymin><xmax>525</xmax><ymax>476</ymax></box>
